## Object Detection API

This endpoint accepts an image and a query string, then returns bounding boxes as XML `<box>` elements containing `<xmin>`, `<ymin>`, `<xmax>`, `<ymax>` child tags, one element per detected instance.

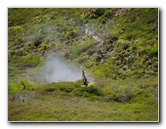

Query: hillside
<box><xmin>8</xmin><ymin>8</ymin><xmax>158</xmax><ymax>121</ymax></box>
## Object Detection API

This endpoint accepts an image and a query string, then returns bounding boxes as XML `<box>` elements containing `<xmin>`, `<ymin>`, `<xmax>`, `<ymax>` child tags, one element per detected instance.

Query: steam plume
<box><xmin>45</xmin><ymin>54</ymin><xmax>82</xmax><ymax>83</ymax></box>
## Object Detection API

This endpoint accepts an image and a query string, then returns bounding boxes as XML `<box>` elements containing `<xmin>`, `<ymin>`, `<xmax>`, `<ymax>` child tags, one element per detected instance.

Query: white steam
<box><xmin>26</xmin><ymin>53</ymin><xmax>94</xmax><ymax>84</ymax></box>
<box><xmin>45</xmin><ymin>54</ymin><xmax>82</xmax><ymax>83</ymax></box>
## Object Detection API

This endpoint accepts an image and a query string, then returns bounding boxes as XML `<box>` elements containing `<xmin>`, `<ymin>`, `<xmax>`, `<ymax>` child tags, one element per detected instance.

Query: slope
<box><xmin>8</xmin><ymin>8</ymin><xmax>158</xmax><ymax>121</ymax></box>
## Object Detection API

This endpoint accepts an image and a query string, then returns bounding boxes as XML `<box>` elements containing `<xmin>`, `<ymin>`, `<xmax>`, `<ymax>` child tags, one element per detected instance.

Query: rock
<box><xmin>122</xmin><ymin>65</ymin><xmax>128</xmax><ymax>70</ymax></box>
<box><xmin>118</xmin><ymin>69</ymin><xmax>124</xmax><ymax>74</ymax></box>
<box><xmin>81</xmin><ymin>85</ymin><xmax>87</xmax><ymax>88</ymax></box>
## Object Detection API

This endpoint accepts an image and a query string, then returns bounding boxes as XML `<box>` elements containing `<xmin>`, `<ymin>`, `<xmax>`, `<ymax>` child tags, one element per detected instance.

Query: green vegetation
<box><xmin>8</xmin><ymin>8</ymin><xmax>158</xmax><ymax>121</ymax></box>
<box><xmin>8</xmin><ymin>78</ymin><xmax>158</xmax><ymax>121</ymax></box>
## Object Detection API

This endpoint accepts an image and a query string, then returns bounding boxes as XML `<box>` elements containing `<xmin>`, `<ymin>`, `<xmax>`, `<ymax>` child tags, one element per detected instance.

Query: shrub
<box><xmin>70</xmin><ymin>38</ymin><xmax>97</xmax><ymax>55</ymax></box>
<box><xmin>88</xmin><ymin>82</ymin><xmax>95</xmax><ymax>88</ymax></box>
<box><xmin>20</xmin><ymin>79</ymin><xmax>36</xmax><ymax>90</ymax></box>
<box><xmin>20</xmin><ymin>54</ymin><xmax>42</xmax><ymax>68</ymax></box>
<box><xmin>8</xmin><ymin>79</ymin><xmax>36</xmax><ymax>91</ymax></box>
<box><xmin>71</xmin><ymin>84</ymin><xmax>102</xmax><ymax>98</ymax></box>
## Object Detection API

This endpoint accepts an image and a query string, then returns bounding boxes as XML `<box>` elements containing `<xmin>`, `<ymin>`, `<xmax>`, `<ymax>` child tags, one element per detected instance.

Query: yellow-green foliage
<box><xmin>88</xmin><ymin>82</ymin><xmax>94</xmax><ymax>88</ymax></box>
<box><xmin>9</xmin><ymin>79</ymin><xmax>36</xmax><ymax>91</ymax></box>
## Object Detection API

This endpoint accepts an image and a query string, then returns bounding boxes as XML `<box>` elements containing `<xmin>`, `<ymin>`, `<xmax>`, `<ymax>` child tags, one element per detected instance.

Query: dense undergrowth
<box><xmin>8</xmin><ymin>8</ymin><xmax>158</xmax><ymax>121</ymax></box>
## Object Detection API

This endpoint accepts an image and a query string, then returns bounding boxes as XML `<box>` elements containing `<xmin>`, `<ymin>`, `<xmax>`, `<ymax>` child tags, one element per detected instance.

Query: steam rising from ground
<box><xmin>45</xmin><ymin>54</ymin><xmax>86</xmax><ymax>83</ymax></box>
<box><xmin>26</xmin><ymin>53</ymin><xmax>94</xmax><ymax>84</ymax></box>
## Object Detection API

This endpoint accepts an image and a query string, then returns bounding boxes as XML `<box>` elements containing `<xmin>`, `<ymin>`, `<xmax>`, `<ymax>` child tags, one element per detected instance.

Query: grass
<box><xmin>8</xmin><ymin>8</ymin><xmax>158</xmax><ymax>122</ymax></box>
<box><xmin>9</xmin><ymin>95</ymin><xmax>158</xmax><ymax>121</ymax></box>
<box><xmin>9</xmin><ymin>98</ymin><xmax>157</xmax><ymax>121</ymax></box>
<box><xmin>8</xmin><ymin>77</ymin><xmax>158</xmax><ymax>121</ymax></box>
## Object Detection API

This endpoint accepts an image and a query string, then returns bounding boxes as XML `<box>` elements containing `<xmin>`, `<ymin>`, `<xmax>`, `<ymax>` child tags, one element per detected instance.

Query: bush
<box><xmin>70</xmin><ymin>38</ymin><xmax>97</xmax><ymax>55</ymax></box>
<box><xmin>9</xmin><ymin>79</ymin><xmax>36</xmax><ymax>91</ymax></box>
<box><xmin>20</xmin><ymin>79</ymin><xmax>36</xmax><ymax>90</ymax></box>
<box><xmin>71</xmin><ymin>84</ymin><xmax>102</xmax><ymax>98</ymax></box>
<box><xmin>8</xmin><ymin>83</ymin><xmax>20</xmax><ymax>91</ymax></box>
<box><xmin>20</xmin><ymin>54</ymin><xmax>42</xmax><ymax>67</ymax></box>
<box><xmin>88</xmin><ymin>82</ymin><xmax>95</xmax><ymax>88</ymax></box>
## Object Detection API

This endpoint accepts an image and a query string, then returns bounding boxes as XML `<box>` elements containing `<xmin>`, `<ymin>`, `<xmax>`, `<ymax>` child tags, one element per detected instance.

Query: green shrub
<box><xmin>20</xmin><ymin>54</ymin><xmax>42</xmax><ymax>67</ymax></box>
<box><xmin>19</xmin><ymin>79</ymin><xmax>36</xmax><ymax>90</ymax></box>
<box><xmin>8</xmin><ymin>79</ymin><xmax>36</xmax><ymax>91</ymax></box>
<box><xmin>88</xmin><ymin>82</ymin><xmax>95</xmax><ymax>88</ymax></box>
<box><xmin>85</xmin><ymin>61</ymin><xmax>95</xmax><ymax>68</ymax></box>
<box><xmin>70</xmin><ymin>38</ymin><xmax>97</xmax><ymax>55</ymax></box>
<box><xmin>8</xmin><ymin>83</ymin><xmax>20</xmax><ymax>91</ymax></box>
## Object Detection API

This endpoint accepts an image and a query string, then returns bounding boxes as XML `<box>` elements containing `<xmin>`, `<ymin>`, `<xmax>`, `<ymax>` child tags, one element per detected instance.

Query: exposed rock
<box><xmin>81</xmin><ymin>85</ymin><xmax>87</xmax><ymax>88</ymax></box>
